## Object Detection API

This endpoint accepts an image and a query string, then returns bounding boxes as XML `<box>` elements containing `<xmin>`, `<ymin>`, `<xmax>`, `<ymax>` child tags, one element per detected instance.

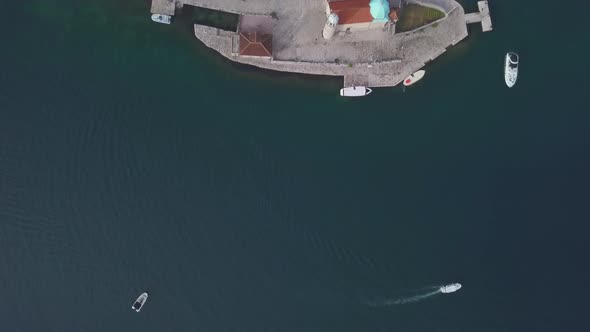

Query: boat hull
<box><xmin>504</xmin><ymin>52</ymin><xmax>518</xmax><ymax>88</ymax></box>
<box><xmin>132</xmin><ymin>292</ymin><xmax>149</xmax><ymax>312</ymax></box>
<box><xmin>403</xmin><ymin>70</ymin><xmax>425</xmax><ymax>86</ymax></box>
<box><xmin>440</xmin><ymin>283</ymin><xmax>462</xmax><ymax>294</ymax></box>
<box><xmin>340</xmin><ymin>86</ymin><xmax>372</xmax><ymax>97</ymax></box>
<box><xmin>151</xmin><ymin>14</ymin><xmax>172</xmax><ymax>25</ymax></box>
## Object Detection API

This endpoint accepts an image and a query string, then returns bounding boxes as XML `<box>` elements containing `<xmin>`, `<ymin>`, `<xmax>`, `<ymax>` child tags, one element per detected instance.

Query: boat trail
<box><xmin>365</xmin><ymin>286</ymin><xmax>442</xmax><ymax>306</ymax></box>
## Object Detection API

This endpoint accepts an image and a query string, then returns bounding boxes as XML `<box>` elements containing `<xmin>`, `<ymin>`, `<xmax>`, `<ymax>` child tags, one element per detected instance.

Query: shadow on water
<box><xmin>176</xmin><ymin>5</ymin><xmax>239</xmax><ymax>32</ymax></box>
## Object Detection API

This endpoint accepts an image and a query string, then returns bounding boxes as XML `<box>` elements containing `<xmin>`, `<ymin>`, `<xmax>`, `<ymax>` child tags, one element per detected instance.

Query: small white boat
<box><xmin>340</xmin><ymin>86</ymin><xmax>372</xmax><ymax>97</ymax></box>
<box><xmin>440</xmin><ymin>283</ymin><xmax>462</xmax><ymax>294</ymax></box>
<box><xmin>131</xmin><ymin>292</ymin><xmax>148</xmax><ymax>312</ymax></box>
<box><xmin>151</xmin><ymin>14</ymin><xmax>172</xmax><ymax>25</ymax></box>
<box><xmin>403</xmin><ymin>70</ymin><xmax>425</xmax><ymax>86</ymax></box>
<box><xmin>504</xmin><ymin>52</ymin><xmax>519</xmax><ymax>88</ymax></box>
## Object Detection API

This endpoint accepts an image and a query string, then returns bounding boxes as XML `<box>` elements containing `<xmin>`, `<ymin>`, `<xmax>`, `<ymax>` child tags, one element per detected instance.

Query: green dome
<box><xmin>370</xmin><ymin>0</ymin><xmax>390</xmax><ymax>22</ymax></box>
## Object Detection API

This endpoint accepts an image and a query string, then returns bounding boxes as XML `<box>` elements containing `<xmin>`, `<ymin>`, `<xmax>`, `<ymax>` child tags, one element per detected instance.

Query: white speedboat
<box><xmin>151</xmin><ymin>14</ymin><xmax>172</xmax><ymax>25</ymax></box>
<box><xmin>340</xmin><ymin>86</ymin><xmax>372</xmax><ymax>97</ymax></box>
<box><xmin>440</xmin><ymin>283</ymin><xmax>462</xmax><ymax>294</ymax></box>
<box><xmin>504</xmin><ymin>52</ymin><xmax>519</xmax><ymax>88</ymax></box>
<box><xmin>403</xmin><ymin>70</ymin><xmax>425</xmax><ymax>86</ymax></box>
<box><xmin>131</xmin><ymin>292</ymin><xmax>148</xmax><ymax>312</ymax></box>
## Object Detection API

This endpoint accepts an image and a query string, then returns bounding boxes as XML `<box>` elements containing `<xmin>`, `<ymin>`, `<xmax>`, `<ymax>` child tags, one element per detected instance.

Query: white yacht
<box><xmin>131</xmin><ymin>292</ymin><xmax>148</xmax><ymax>312</ymax></box>
<box><xmin>504</xmin><ymin>52</ymin><xmax>519</xmax><ymax>88</ymax></box>
<box><xmin>440</xmin><ymin>283</ymin><xmax>462</xmax><ymax>294</ymax></box>
<box><xmin>340</xmin><ymin>86</ymin><xmax>372</xmax><ymax>97</ymax></box>
<box><xmin>403</xmin><ymin>70</ymin><xmax>426</xmax><ymax>86</ymax></box>
<box><xmin>151</xmin><ymin>14</ymin><xmax>172</xmax><ymax>25</ymax></box>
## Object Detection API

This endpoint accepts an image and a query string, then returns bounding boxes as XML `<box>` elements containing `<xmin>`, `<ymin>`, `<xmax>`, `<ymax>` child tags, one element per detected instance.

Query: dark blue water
<box><xmin>1</xmin><ymin>1</ymin><xmax>589</xmax><ymax>331</ymax></box>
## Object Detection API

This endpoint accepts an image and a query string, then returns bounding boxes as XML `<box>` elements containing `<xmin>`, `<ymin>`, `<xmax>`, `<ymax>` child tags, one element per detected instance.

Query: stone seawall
<box><xmin>190</xmin><ymin>0</ymin><xmax>469</xmax><ymax>88</ymax></box>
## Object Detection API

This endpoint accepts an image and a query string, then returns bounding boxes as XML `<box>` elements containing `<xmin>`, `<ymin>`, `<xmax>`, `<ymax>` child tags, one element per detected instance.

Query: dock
<box><xmin>151</xmin><ymin>0</ymin><xmax>176</xmax><ymax>16</ymax></box>
<box><xmin>191</xmin><ymin>0</ymin><xmax>468</xmax><ymax>88</ymax></box>
<box><xmin>465</xmin><ymin>1</ymin><xmax>493</xmax><ymax>32</ymax></box>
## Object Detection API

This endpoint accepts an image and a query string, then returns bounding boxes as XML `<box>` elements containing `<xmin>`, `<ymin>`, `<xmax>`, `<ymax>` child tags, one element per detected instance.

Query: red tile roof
<box><xmin>328</xmin><ymin>0</ymin><xmax>373</xmax><ymax>25</ymax></box>
<box><xmin>239</xmin><ymin>32</ymin><xmax>272</xmax><ymax>57</ymax></box>
<box><xmin>389</xmin><ymin>10</ymin><xmax>399</xmax><ymax>22</ymax></box>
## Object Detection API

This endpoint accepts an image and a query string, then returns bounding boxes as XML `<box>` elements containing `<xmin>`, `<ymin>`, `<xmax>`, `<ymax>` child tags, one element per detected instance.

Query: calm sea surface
<box><xmin>1</xmin><ymin>1</ymin><xmax>589</xmax><ymax>331</ymax></box>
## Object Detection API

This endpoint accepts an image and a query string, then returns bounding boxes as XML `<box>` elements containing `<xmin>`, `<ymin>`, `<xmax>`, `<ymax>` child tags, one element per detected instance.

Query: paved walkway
<box><xmin>465</xmin><ymin>1</ymin><xmax>492</xmax><ymax>32</ymax></box>
<box><xmin>154</xmin><ymin>0</ymin><xmax>466</xmax><ymax>63</ymax></box>
<box><xmin>155</xmin><ymin>0</ymin><xmax>475</xmax><ymax>87</ymax></box>
<box><xmin>150</xmin><ymin>0</ymin><xmax>175</xmax><ymax>15</ymax></box>
<box><xmin>194</xmin><ymin>4</ymin><xmax>466</xmax><ymax>88</ymax></box>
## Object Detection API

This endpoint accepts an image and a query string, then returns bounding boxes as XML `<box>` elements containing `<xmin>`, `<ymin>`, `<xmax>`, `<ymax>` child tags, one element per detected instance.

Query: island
<box><xmin>151</xmin><ymin>0</ymin><xmax>492</xmax><ymax>88</ymax></box>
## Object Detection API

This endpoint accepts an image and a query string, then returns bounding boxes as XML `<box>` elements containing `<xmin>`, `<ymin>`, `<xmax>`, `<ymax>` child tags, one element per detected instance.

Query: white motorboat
<box><xmin>440</xmin><ymin>283</ymin><xmax>462</xmax><ymax>294</ymax></box>
<box><xmin>504</xmin><ymin>52</ymin><xmax>519</xmax><ymax>88</ymax></box>
<box><xmin>151</xmin><ymin>14</ymin><xmax>172</xmax><ymax>25</ymax></box>
<box><xmin>340</xmin><ymin>86</ymin><xmax>372</xmax><ymax>97</ymax></box>
<box><xmin>403</xmin><ymin>70</ymin><xmax>425</xmax><ymax>86</ymax></box>
<box><xmin>131</xmin><ymin>292</ymin><xmax>148</xmax><ymax>312</ymax></box>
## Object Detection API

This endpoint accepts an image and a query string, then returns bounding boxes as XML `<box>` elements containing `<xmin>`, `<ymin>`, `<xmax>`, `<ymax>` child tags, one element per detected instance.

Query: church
<box><xmin>324</xmin><ymin>0</ymin><xmax>398</xmax><ymax>36</ymax></box>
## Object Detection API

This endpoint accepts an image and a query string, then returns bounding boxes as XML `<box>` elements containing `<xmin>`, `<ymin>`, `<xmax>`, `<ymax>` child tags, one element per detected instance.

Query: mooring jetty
<box><xmin>151</xmin><ymin>0</ymin><xmax>492</xmax><ymax>88</ymax></box>
<box><xmin>465</xmin><ymin>1</ymin><xmax>492</xmax><ymax>32</ymax></box>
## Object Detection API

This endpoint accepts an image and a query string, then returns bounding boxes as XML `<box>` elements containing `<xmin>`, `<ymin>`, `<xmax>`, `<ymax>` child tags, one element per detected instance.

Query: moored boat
<box><xmin>340</xmin><ymin>86</ymin><xmax>372</xmax><ymax>97</ymax></box>
<box><xmin>403</xmin><ymin>70</ymin><xmax>425</xmax><ymax>86</ymax></box>
<box><xmin>504</xmin><ymin>52</ymin><xmax>519</xmax><ymax>88</ymax></box>
<box><xmin>131</xmin><ymin>292</ymin><xmax>148</xmax><ymax>312</ymax></box>
<box><xmin>151</xmin><ymin>14</ymin><xmax>172</xmax><ymax>25</ymax></box>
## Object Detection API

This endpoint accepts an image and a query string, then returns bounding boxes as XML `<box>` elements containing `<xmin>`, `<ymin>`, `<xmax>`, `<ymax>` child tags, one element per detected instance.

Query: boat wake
<box><xmin>365</xmin><ymin>287</ymin><xmax>442</xmax><ymax>307</ymax></box>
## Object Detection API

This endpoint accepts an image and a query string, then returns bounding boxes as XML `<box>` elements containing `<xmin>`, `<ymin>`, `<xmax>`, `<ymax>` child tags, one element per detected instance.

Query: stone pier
<box><xmin>465</xmin><ymin>1</ymin><xmax>493</xmax><ymax>32</ymax></box>
<box><xmin>150</xmin><ymin>0</ymin><xmax>175</xmax><ymax>16</ymax></box>
<box><xmin>150</xmin><ymin>0</ymin><xmax>492</xmax><ymax>88</ymax></box>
